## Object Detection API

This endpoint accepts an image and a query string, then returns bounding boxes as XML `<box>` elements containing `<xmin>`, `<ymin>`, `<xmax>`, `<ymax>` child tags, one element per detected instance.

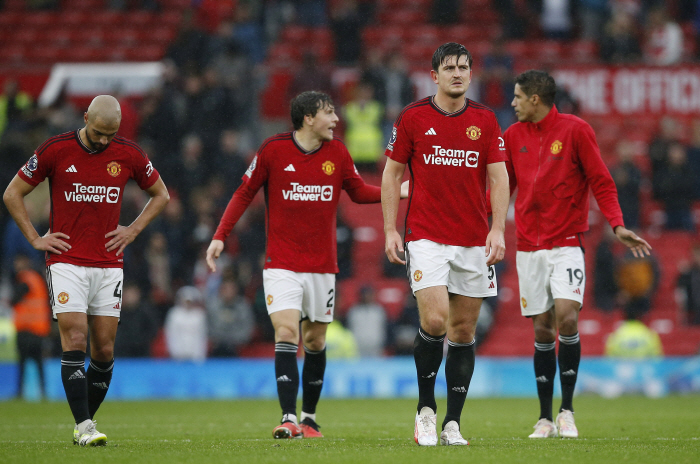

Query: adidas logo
<box><xmin>325</xmin><ymin>309</ymin><xmax>331</xmax><ymax>315</ymax></box>
<box><xmin>277</xmin><ymin>375</ymin><xmax>292</xmax><ymax>382</ymax></box>
<box><xmin>308</xmin><ymin>379</ymin><xmax>323</xmax><ymax>386</ymax></box>
<box><xmin>519</xmin><ymin>146</ymin><xmax>528</xmax><ymax>153</ymax></box>
<box><xmin>561</xmin><ymin>369</ymin><xmax>577</xmax><ymax>376</ymax></box>
<box><xmin>68</xmin><ymin>370</ymin><xmax>85</xmax><ymax>380</ymax></box>
<box><xmin>573</xmin><ymin>288</ymin><xmax>581</xmax><ymax>295</ymax></box>
<box><xmin>421</xmin><ymin>372</ymin><xmax>436</xmax><ymax>379</ymax></box>
<box><xmin>425</xmin><ymin>128</ymin><xmax>436</xmax><ymax>135</ymax></box>
<box><xmin>489</xmin><ymin>282</ymin><xmax>495</xmax><ymax>289</ymax></box>
<box><xmin>66</xmin><ymin>165</ymin><xmax>77</xmax><ymax>173</ymax></box>
<box><xmin>92</xmin><ymin>382</ymin><xmax>109</xmax><ymax>390</ymax></box>
<box><xmin>451</xmin><ymin>386</ymin><xmax>467</xmax><ymax>393</ymax></box>
<box><xmin>535</xmin><ymin>376</ymin><xmax>549</xmax><ymax>383</ymax></box>
<box><xmin>284</xmin><ymin>164</ymin><xmax>295</xmax><ymax>172</ymax></box>
<box><xmin>113</xmin><ymin>302</ymin><xmax>120</xmax><ymax>309</ymax></box>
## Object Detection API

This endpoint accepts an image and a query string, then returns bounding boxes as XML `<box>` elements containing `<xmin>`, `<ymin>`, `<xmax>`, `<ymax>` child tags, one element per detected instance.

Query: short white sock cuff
<box><xmin>558</xmin><ymin>333</ymin><xmax>580</xmax><ymax>345</ymax></box>
<box><xmin>534</xmin><ymin>341</ymin><xmax>556</xmax><ymax>351</ymax></box>
<box><xmin>282</xmin><ymin>413</ymin><xmax>298</xmax><ymax>425</ymax></box>
<box><xmin>300</xmin><ymin>412</ymin><xmax>316</xmax><ymax>422</ymax></box>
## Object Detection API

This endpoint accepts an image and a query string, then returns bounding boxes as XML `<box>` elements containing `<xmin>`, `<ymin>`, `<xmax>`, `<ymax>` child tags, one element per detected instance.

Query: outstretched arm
<box><xmin>382</xmin><ymin>158</ymin><xmax>407</xmax><ymax>265</ymax></box>
<box><xmin>3</xmin><ymin>175</ymin><xmax>71</xmax><ymax>254</ymax></box>
<box><xmin>105</xmin><ymin>177</ymin><xmax>170</xmax><ymax>256</ymax></box>
<box><xmin>614</xmin><ymin>226</ymin><xmax>652</xmax><ymax>258</ymax></box>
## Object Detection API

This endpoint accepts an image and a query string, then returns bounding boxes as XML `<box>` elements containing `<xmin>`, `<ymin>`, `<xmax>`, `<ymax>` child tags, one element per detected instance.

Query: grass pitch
<box><xmin>1</xmin><ymin>396</ymin><xmax>698</xmax><ymax>464</ymax></box>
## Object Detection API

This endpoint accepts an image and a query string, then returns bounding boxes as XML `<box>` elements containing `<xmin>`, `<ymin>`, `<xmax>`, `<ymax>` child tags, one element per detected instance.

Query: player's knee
<box><xmin>303</xmin><ymin>336</ymin><xmax>326</xmax><ymax>352</ymax></box>
<box><xmin>557</xmin><ymin>314</ymin><xmax>578</xmax><ymax>335</ymax></box>
<box><xmin>449</xmin><ymin>324</ymin><xmax>475</xmax><ymax>344</ymax></box>
<box><xmin>63</xmin><ymin>330</ymin><xmax>88</xmax><ymax>351</ymax></box>
<box><xmin>421</xmin><ymin>314</ymin><xmax>447</xmax><ymax>336</ymax></box>
<box><xmin>275</xmin><ymin>325</ymin><xmax>298</xmax><ymax>344</ymax></box>
<box><xmin>533</xmin><ymin>323</ymin><xmax>556</xmax><ymax>343</ymax></box>
<box><xmin>91</xmin><ymin>344</ymin><xmax>114</xmax><ymax>362</ymax></box>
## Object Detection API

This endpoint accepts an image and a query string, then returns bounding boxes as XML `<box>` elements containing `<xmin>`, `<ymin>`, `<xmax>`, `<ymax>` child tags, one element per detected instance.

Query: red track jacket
<box><xmin>503</xmin><ymin>105</ymin><xmax>624</xmax><ymax>251</ymax></box>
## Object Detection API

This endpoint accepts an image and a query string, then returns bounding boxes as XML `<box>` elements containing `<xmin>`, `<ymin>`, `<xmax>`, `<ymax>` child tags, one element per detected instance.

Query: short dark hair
<box><xmin>432</xmin><ymin>42</ymin><xmax>473</xmax><ymax>72</ymax></box>
<box><xmin>515</xmin><ymin>70</ymin><xmax>557</xmax><ymax>107</ymax></box>
<box><xmin>290</xmin><ymin>91</ymin><xmax>334</xmax><ymax>130</ymax></box>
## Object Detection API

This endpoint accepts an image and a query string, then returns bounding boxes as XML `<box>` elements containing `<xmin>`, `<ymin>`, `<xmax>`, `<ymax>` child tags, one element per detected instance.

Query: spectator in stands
<box><xmin>648</xmin><ymin>116</ymin><xmax>683</xmax><ymax>200</ymax></box>
<box><xmin>336</xmin><ymin>211</ymin><xmax>354</xmax><ymax>281</ymax></box>
<box><xmin>138</xmin><ymin>86</ymin><xmax>182</xmax><ymax>175</ymax></box>
<box><xmin>658</xmin><ymin>142</ymin><xmax>696</xmax><ymax>231</ymax></box>
<box><xmin>11</xmin><ymin>253</ymin><xmax>51</xmax><ymax>399</ymax></box>
<box><xmin>212</xmin><ymin>129</ymin><xmax>250</xmax><ymax>199</ymax></box>
<box><xmin>178</xmin><ymin>133</ymin><xmax>211</xmax><ymax>200</ymax></box>
<box><xmin>207</xmin><ymin>277</ymin><xmax>255</xmax><ymax>357</ymax></box>
<box><xmin>605</xmin><ymin>309</ymin><xmax>663</xmax><ymax>358</ymax></box>
<box><xmin>615</xmin><ymin>247</ymin><xmax>660</xmax><ymax>320</ymax></box>
<box><xmin>346</xmin><ymin>285</ymin><xmax>387</xmax><ymax>357</ymax></box>
<box><xmin>380</xmin><ymin>52</ymin><xmax>415</xmax><ymax>140</ymax></box>
<box><xmin>677</xmin><ymin>242</ymin><xmax>700</xmax><ymax>325</ymax></box>
<box><xmin>230</xmin><ymin>2</ymin><xmax>267</xmax><ymax>64</ymax></box>
<box><xmin>482</xmin><ymin>37</ymin><xmax>516</xmax><ymax>130</ymax></box>
<box><xmin>145</xmin><ymin>231</ymin><xmax>174</xmax><ymax>315</ymax></box>
<box><xmin>325</xmin><ymin>320</ymin><xmax>359</xmax><ymax>359</ymax></box>
<box><xmin>644</xmin><ymin>5</ymin><xmax>684</xmax><ymax>65</ymax></box>
<box><xmin>115</xmin><ymin>282</ymin><xmax>158</xmax><ymax>357</ymax></box>
<box><xmin>388</xmin><ymin>293</ymin><xmax>420</xmax><ymax>356</ymax></box>
<box><xmin>153</xmin><ymin>195</ymin><xmax>195</xmax><ymax>294</ymax></box>
<box><xmin>579</xmin><ymin>0</ymin><xmax>610</xmax><ymax>40</ymax></box>
<box><xmin>0</xmin><ymin>80</ymin><xmax>33</xmax><ymax>143</ymax></box>
<box><xmin>208</xmin><ymin>42</ymin><xmax>257</xmax><ymax>132</ymax></box>
<box><xmin>594</xmin><ymin>227</ymin><xmax>619</xmax><ymax>312</ymax></box>
<box><xmin>165</xmin><ymin>11</ymin><xmax>211</xmax><ymax>73</ymax></box>
<box><xmin>288</xmin><ymin>51</ymin><xmax>335</xmax><ymax>104</ymax></box>
<box><xmin>540</xmin><ymin>0</ymin><xmax>574</xmax><ymax>40</ymax></box>
<box><xmin>164</xmin><ymin>286</ymin><xmax>208</xmax><ymax>361</ymax></box>
<box><xmin>611</xmin><ymin>140</ymin><xmax>642</xmax><ymax>229</ymax></box>
<box><xmin>430</xmin><ymin>0</ymin><xmax>461</xmax><ymax>24</ymax></box>
<box><xmin>293</xmin><ymin>0</ymin><xmax>328</xmax><ymax>26</ymax></box>
<box><xmin>686</xmin><ymin>119</ymin><xmax>700</xmax><ymax>200</ymax></box>
<box><xmin>599</xmin><ymin>9</ymin><xmax>643</xmax><ymax>64</ymax></box>
<box><xmin>38</xmin><ymin>86</ymin><xmax>82</xmax><ymax>138</ymax></box>
<box><xmin>342</xmin><ymin>80</ymin><xmax>384</xmax><ymax>171</ymax></box>
<box><xmin>330</xmin><ymin>0</ymin><xmax>364</xmax><ymax>65</ymax></box>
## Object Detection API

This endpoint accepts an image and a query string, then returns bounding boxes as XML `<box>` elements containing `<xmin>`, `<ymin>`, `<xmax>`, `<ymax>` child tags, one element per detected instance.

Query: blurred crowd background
<box><xmin>1</xmin><ymin>0</ymin><xmax>700</xmax><ymax>378</ymax></box>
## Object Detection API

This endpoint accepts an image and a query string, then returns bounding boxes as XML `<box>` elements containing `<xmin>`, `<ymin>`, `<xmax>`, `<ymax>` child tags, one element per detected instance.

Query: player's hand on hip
<box><xmin>105</xmin><ymin>225</ymin><xmax>137</xmax><ymax>257</ymax></box>
<box><xmin>614</xmin><ymin>226</ymin><xmax>652</xmax><ymax>258</ymax></box>
<box><xmin>33</xmin><ymin>231</ymin><xmax>71</xmax><ymax>254</ymax></box>
<box><xmin>206</xmin><ymin>240</ymin><xmax>224</xmax><ymax>272</ymax></box>
<box><xmin>485</xmin><ymin>229</ymin><xmax>505</xmax><ymax>266</ymax></box>
<box><xmin>384</xmin><ymin>230</ymin><xmax>405</xmax><ymax>265</ymax></box>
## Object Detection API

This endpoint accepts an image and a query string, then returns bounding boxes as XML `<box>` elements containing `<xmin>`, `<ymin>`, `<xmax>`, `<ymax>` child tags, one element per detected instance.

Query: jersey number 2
<box><xmin>326</xmin><ymin>289</ymin><xmax>334</xmax><ymax>308</ymax></box>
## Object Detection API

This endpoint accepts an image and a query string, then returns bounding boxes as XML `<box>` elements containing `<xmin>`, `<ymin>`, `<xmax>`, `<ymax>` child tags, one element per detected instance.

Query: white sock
<box><xmin>77</xmin><ymin>419</ymin><xmax>92</xmax><ymax>435</ymax></box>
<box><xmin>300</xmin><ymin>412</ymin><xmax>316</xmax><ymax>423</ymax></box>
<box><xmin>282</xmin><ymin>413</ymin><xmax>298</xmax><ymax>425</ymax></box>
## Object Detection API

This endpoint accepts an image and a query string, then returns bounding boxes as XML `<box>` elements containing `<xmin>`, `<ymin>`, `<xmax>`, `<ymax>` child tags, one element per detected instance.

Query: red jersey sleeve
<box><xmin>575</xmin><ymin>122</ymin><xmax>625</xmax><ymax>230</ymax></box>
<box><xmin>485</xmin><ymin>115</ymin><xmax>507</xmax><ymax>165</ymax></box>
<box><xmin>384</xmin><ymin>115</ymin><xmax>413</xmax><ymax>164</ymax></box>
<box><xmin>17</xmin><ymin>151</ymin><xmax>51</xmax><ymax>187</ymax></box>
<box><xmin>212</xmin><ymin>150</ymin><xmax>268</xmax><ymax>241</ymax></box>
<box><xmin>130</xmin><ymin>150</ymin><xmax>160</xmax><ymax>190</ymax></box>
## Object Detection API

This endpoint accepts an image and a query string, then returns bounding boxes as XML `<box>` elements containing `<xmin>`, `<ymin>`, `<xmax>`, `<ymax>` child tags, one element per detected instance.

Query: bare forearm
<box><xmin>489</xmin><ymin>179</ymin><xmax>508</xmax><ymax>232</ymax></box>
<box><xmin>3</xmin><ymin>188</ymin><xmax>40</xmax><ymax>245</ymax></box>
<box><xmin>381</xmin><ymin>170</ymin><xmax>401</xmax><ymax>234</ymax></box>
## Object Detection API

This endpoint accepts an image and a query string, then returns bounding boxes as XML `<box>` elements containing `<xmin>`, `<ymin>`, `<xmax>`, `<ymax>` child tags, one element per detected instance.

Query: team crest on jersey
<box><xmin>551</xmin><ymin>140</ymin><xmax>563</xmax><ymax>154</ymax></box>
<box><xmin>466</xmin><ymin>126</ymin><xmax>481</xmax><ymax>140</ymax></box>
<box><xmin>521</xmin><ymin>297</ymin><xmax>527</xmax><ymax>308</ymax></box>
<box><xmin>266</xmin><ymin>294</ymin><xmax>274</xmax><ymax>305</ymax></box>
<box><xmin>413</xmin><ymin>270</ymin><xmax>423</xmax><ymax>282</ymax></box>
<box><xmin>322</xmin><ymin>160</ymin><xmax>335</xmax><ymax>176</ymax></box>
<box><xmin>107</xmin><ymin>161</ymin><xmax>121</xmax><ymax>177</ymax></box>
<box><xmin>58</xmin><ymin>292</ymin><xmax>70</xmax><ymax>304</ymax></box>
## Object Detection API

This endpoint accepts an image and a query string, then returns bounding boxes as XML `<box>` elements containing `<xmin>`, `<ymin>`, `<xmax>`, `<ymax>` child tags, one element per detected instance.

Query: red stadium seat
<box><xmin>0</xmin><ymin>45</ymin><xmax>26</xmax><ymax>63</ymax></box>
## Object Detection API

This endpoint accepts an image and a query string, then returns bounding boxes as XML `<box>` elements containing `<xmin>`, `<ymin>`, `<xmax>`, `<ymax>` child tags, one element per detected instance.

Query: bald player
<box><xmin>4</xmin><ymin>95</ymin><xmax>169</xmax><ymax>446</ymax></box>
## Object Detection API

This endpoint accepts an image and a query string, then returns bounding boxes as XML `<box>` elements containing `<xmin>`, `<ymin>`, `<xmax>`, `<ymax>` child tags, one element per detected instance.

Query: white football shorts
<box><xmin>405</xmin><ymin>239</ymin><xmax>497</xmax><ymax>298</ymax></box>
<box><xmin>47</xmin><ymin>263</ymin><xmax>123</xmax><ymax>318</ymax></box>
<box><xmin>516</xmin><ymin>246</ymin><xmax>585</xmax><ymax>317</ymax></box>
<box><xmin>262</xmin><ymin>269</ymin><xmax>335</xmax><ymax>323</ymax></box>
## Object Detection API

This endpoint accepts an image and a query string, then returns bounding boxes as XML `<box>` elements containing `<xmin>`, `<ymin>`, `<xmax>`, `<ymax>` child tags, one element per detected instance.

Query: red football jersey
<box><xmin>17</xmin><ymin>130</ymin><xmax>160</xmax><ymax>268</ymax></box>
<box><xmin>213</xmin><ymin>132</ymin><xmax>373</xmax><ymax>274</ymax></box>
<box><xmin>386</xmin><ymin>97</ymin><xmax>506</xmax><ymax>246</ymax></box>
